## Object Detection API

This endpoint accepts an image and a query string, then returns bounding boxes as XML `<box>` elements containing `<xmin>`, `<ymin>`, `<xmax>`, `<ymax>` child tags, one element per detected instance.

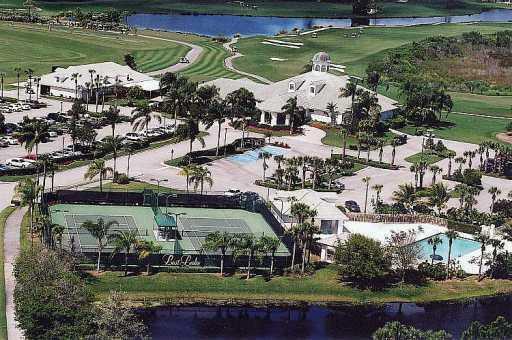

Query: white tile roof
<box><xmin>40</xmin><ymin>62</ymin><xmax>158</xmax><ymax>91</ymax></box>
<box><xmin>204</xmin><ymin>71</ymin><xmax>397</xmax><ymax>114</ymax></box>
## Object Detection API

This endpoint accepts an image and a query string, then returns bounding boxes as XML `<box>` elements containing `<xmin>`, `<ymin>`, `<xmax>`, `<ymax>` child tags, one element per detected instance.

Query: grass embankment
<box><xmin>18</xmin><ymin>0</ymin><xmax>508</xmax><ymax>18</ymax></box>
<box><xmin>0</xmin><ymin>23</ymin><xmax>189</xmax><ymax>85</ymax></box>
<box><xmin>89</xmin><ymin>266</ymin><xmax>512</xmax><ymax>305</ymax></box>
<box><xmin>0</xmin><ymin>207</ymin><xmax>15</xmax><ymax>340</ymax></box>
<box><xmin>234</xmin><ymin>23</ymin><xmax>512</xmax><ymax>116</ymax></box>
<box><xmin>320</xmin><ymin>126</ymin><xmax>397</xmax><ymax>149</ymax></box>
<box><xmin>405</xmin><ymin>152</ymin><xmax>445</xmax><ymax>165</ymax></box>
<box><xmin>400</xmin><ymin>113</ymin><xmax>511</xmax><ymax>145</ymax></box>
<box><xmin>88</xmin><ymin>181</ymin><xmax>182</xmax><ymax>193</ymax></box>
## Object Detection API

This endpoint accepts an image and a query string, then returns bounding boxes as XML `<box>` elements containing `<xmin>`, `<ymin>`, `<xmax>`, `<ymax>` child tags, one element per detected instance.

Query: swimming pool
<box><xmin>228</xmin><ymin>145</ymin><xmax>288</xmax><ymax>165</ymax></box>
<box><xmin>416</xmin><ymin>233</ymin><xmax>482</xmax><ymax>262</ymax></box>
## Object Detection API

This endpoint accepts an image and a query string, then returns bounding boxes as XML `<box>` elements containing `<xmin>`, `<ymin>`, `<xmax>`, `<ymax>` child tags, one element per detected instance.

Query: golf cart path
<box><xmin>138</xmin><ymin>34</ymin><xmax>204</xmax><ymax>76</ymax></box>
<box><xmin>223</xmin><ymin>38</ymin><xmax>274</xmax><ymax>84</ymax></box>
<box><xmin>5</xmin><ymin>207</ymin><xmax>26</xmax><ymax>340</ymax></box>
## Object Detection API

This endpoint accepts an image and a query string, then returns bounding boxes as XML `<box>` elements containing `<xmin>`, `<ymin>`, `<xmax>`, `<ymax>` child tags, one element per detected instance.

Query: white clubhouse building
<box><xmin>40</xmin><ymin>62</ymin><xmax>160</xmax><ymax>99</ymax></box>
<box><xmin>205</xmin><ymin>52</ymin><xmax>397</xmax><ymax>126</ymax></box>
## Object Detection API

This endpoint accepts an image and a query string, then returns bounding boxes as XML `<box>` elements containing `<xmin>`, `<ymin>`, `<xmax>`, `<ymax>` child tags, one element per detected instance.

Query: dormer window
<box><xmin>289</xmin><ymin>82</ymin><xmax>295</xmax><ymax>92</ymax></box>
<box><xmin>310</xmin><ymin>86</ymin><xmax>315</xmax><ymax>95</ymax></box>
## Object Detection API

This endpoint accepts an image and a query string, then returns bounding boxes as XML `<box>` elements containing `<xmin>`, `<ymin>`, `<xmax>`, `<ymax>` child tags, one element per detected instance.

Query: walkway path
<box><xmin>223</xmin><ymin>38</ymin><xmax>274</xmax><ymax>84</ymax></box>
<box><xmin>4</xmin><ymin>207</ymin><xmax>26</xmax><ymax>340</ymax></box>
<box><xmin>139</xmin><ymin>34</ymin><xmax>203</xmax><ymax>76</ymax></box>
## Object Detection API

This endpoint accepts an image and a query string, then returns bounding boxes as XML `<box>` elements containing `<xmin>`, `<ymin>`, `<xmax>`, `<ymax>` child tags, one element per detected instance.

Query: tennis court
<box><xmin>49</xmin><ymin>203</ymin><xmax>290</xmax><ymax>256</ymax></box>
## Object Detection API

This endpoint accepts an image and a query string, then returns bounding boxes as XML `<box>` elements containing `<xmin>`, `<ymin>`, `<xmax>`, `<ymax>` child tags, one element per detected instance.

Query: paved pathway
<box><xmin>223</xmin><ymin>38</ymin><xmax>274</xmax><ymax>84</ymax></box>
<box><xmin>139</xmin><ymin>34</ymin><xmax>203</xmax><ymax>76</ymax></box>
<box><xmin>4</xmin><ymin>207</ymin><xmax>26</xmax><ymax>340</ymax></box>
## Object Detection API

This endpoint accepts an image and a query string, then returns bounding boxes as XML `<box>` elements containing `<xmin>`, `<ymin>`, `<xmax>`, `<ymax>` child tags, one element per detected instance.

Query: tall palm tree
<box><xmin>391</xmin><ymin>139</ymin><xmax>397</xmax><ymax>166</ymax></box>
<box><xmin>233</xmin><ymin>234</ymin><xmax>259</xmax><ymax>280</ymax></box>
<box><xmin>202</xmin><ymin>231</ymin><xmax>233</xmax><ymax>276</ymax></box>
<box><xmin>124</xmin><ymin>144</ymin><xmax>136</xmax><ymax>178</ymax></box>
<box><xmin>82</xmin><ymin>218</ymin><xmax>118</xmax><ymax>272</ymax></box>
<box><xmin>189</xmin><ymin>165</ymin><xmax>213</xmax><ymax>194</ymax></box>
<box><xmin>16</xmin><ymin>118</ymin><xmax>49</xmax><ymax>159</ymax></box>
<box><xmin>71</xmin><ymin>72</ymin><xmax>81</xmax><ymax>99</ymax></box>
<box><xmin>16</xmin><ymin>178</ymin><xmax>40</xmax><ymax>246</ymax></box>
<box><xmin>226</xmin><ymin>87</ymin><xmax>257</xmax><ymax>146</ymax></box>
<box><xmin>362</xmin><ymin>176</ymin><xmax>371</xmax><ymax>213</ymax></box>
<box><xmin>447</xmin><ymin>153</ymin><xmax>454</xmax><ymax>177</ymax></box>
<box><xmin>286</xmin><ymin>224</ymin><xmax>302</xmax><ymax>270</ymax></box>
<box><xmin>445</xmin><ymin>230</ymin><xmax>458</xmax><ymax>279</ymax></box>
<box><xmin>326</xmin><ymin>101</ymin><xmax>338</xmax><ymax>126</ymax></box>
<box><xmin>0</xmin><ymin>72</ymin><xmax>5</xmax><ymax>99</ymax></box>
<box><xmin>131</xmin><ymin>101</ymin><xmax>162</xmax><ymax>133</ymax></box>
<box><xmin>309</xmin><ymin>157</ymin><xmax>323</xmax><ymax>190</ymax></box>
<box><xmin>428</xmin><ymin>183</ymin><xmax>450</xmax><ymax>215</ymax></box>
<box><xmin>135</xmin><ymin>240</ymin><xmax>163</xmax><ymax>275</ymax></box>
<box><xmin>94</xmin><ymin>74</ymin><xmax>102</xmax><ymax>113</ymax></box>
<box><xmin>259</xmin><ymin>235</ymin><xmax>281</xmax><ymax>277</ymax></box>
<box><xmin>475</xmin><ymin>232</ymin><xmax>490</xmax><ymax>280</ymax></box>
<box><xmin>259</xmin><ymin>151</ymin><xmax>272</xmax><ymax>180</ymax></box>
<box><xmin>372</xmin><ymin>184</ymin><xmax>383</xmax><ymax>205</ymax></box>
<box><xmin>455</xmin><ymin>156</ymin><xmax>466</xmax><ymax>173</ymax></box>
<box><xmin>427</xmin><ymin>235</ymin><xmax>443</xmax><ymax>264</ymax></box>
<box><xmin>488</xmin><ymin>186</ymin><xmax>501</xmax><ymax>213</ymax></box>
<box><xmin>109</xmin><ymin>229</ymin><xmax>139</xmax><ymax>276</ymax></box>
<box><xmin>14</xmin><ymin>67</ymin><xmax>22</xmax><ymax>101</ymax></box>
<box><xmin>53</xmin><ymin>224</ymin><xmax>65</xmax><ymax>250</ymax></box>
<box><xmin>203</xmin><ymin>98</ymin><xmax>229</xmax><ymax>156</ymax></box>
<box><xmin>281</xmin><ymin>96</ymin><xmax>300</xmax><ymax>135</ymax></box>
<box><xmin>88</xmin><ymin>69</ymin><xmax>96</xmax><ymax>97</ymax></box>
<box><xmin>25</xmin><ymin>68</ymin><xmax>34</xmax><ymax>102</ymax></box>
<box><xmin>178</xmin><ymin>164</ymin><xmax>196</xmax><ymax>193</ymax></box>
<box><xmin>104</xmin><ymin>106</ymin><xmax>121</xmax><ymax>137</ymax></box>
<box><xmin>84</xmin><ymin>159</ymin><xmax>113</xmax><ymax>192</ymax></box>
<box><xmin>429</xmin><ymin>165</ymin><xmax>442</xmax><ymax>186</ymax></box>
<box><xmin>340</xmin><ymin>127</ymin><xmax>348</xmax><ymax>159</ymax></box>
<box><xmin>102</xmin><ymin>135</ymin><xmax>124</xmax><ymax>176</ymax></box>
<box><xmin>393</xmin><ymin>183</ymin><xmax>417</xmax><ymax>212</ymax></box>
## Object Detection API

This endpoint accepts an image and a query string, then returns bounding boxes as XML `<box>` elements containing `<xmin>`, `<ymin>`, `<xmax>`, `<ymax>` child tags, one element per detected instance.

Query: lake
<box><xmin>145</xmin><ymin>296</ymin><xmax>512</xmax><ymax>339</ymax></box>
<box><xmin>127</xmin><ymin>9</ymin><xmax>512</xmax><ymax>37</ymax></box>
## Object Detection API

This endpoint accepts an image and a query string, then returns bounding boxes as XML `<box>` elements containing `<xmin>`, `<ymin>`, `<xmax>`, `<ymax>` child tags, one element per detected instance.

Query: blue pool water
<box><xmin>417</xmin><ymin>233</ymin><xmax>482</xmax><ymax>261</ymax></box>
<box><xmin>229</xmin><ymin>145</ymin><xmax>287</xmax><ymax>165</ymax></box>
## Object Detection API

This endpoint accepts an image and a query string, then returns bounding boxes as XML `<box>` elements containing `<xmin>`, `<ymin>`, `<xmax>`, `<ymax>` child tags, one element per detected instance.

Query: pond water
<box><xmin>145</xmin><ymin>296</ymin><xmax>512</xmax><ymax>339</ymax></box>
<box><xmin>127</xmin><ymin>9</ymin><xmax>512</xmax><ymax>37</ymax></box>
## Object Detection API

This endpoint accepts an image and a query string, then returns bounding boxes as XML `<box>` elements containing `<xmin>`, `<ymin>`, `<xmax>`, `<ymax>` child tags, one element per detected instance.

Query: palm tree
<box><xmin>233</xmin><ymin>234</ymin><xmax>258</xmax><ymax>279</ymax></box>
<box><xmin>109</xmin><ymin>229</ymin><xmax>139</xmax><ymax>276</ymax></box>
<box><xmin>340</xmin><ymin>127</ymin><xmax>348</xmax><ymax>159</ymax></box>
<box><xmin>286</xmin><ymin>224</ymin><xmax>302</xmax><ymax>270</ymax></box>
<box><xmin>393</xmin><ymin>183</ymin><xmax>417</xmax><ymax>212</ymax></box>
<box><xmin>391</xmin><ymin>139</ymin><xmax>397</xmax><ymax>166</ymax></box>
<box><xmin>310</xmin><ymin>157</ymin><xmax>323</xmax><ymax>190</ymax></box>
<box><xmin>82</xmin><ymin>218</ymin><xmax>118</xmax><ymax>272</ymax></box>
<box><xmin>281</xmin><ymin>96</ymin><xmax>300</xmax><ymax>135</ymax></box>
<box><xmin>71</xmin><ymin>72</ymin><xmax>81</xmax><ymax>99</ymax></box>
<box><xmin>189</xmin><ymin>165</ymin><xmax>213</xmax><ymax>194</ymax></box>
<box><xmin>475</xmin><ymin>233</ymin><xmax>490</xmax><ymax>280</ymax></box>
<box><xmin>84</xmin><ymin>159</ymin><xmax>113</xmax><ymax>192</ymax></box>
<box><xmin>259</xmin><ymin>235</ymin><xmax>281</xmax><ymax>277</ymax></box>
<box><xmin>16</xmin><ymin>178</ymin><xmax>40</xmax><ymax>246</ymax></box>
<box><xmin>427</xmin><ymin>235</ymin><xmax>443</xmax><ymax>264</ymax></box>
<box><xmin>35</xmin><ymin>214</ymin><xmax>59</xmax><ymax>248</ymax></box>
<box><xmin>226</xmin><ymin>87</ymin><xmax>257</xmax><ymax>147</ymax></box>
<box><xmin>135</xmin><ymin>240</ymin><xmax>163</xmax><ymax>275</ymax></box>
<box><xmin>362</xmin><ymin>176</ymin><xmax>371</xmax><ymax>213</ymax></box>
<box><xmin>428</xmin><ymin>183</ymin><xmax>450</xmax><ymax>215</ymax></box>
<box><xmin>94</xmin><ymin>74</ymin><xmax>102</xmax><ymax>112</ymax></box>
<box><xmin>202</xmin><ymin>231</ymin><xmax>233</xmax><ymax>276</ymax></box>
<box><xmin>429</xmin><ymin>165</ymin><xmax>442</xmax><ymax>186</ymax></box>
<box><xmin>25</xmin><ymin>68</ymin><xmax>34</xmax><ymax>102</ymax></box>
<box><xmin>372</xmin><ymin>184</ymin><xmax>383</xmax><ymax>205</ymax></box>
<box><xmin>488</xmin><ymin>186</ymin><xmax>501</xmax><ymax>213</ymax></box>
<box><xmin>260</xmin><ymin>151</ymin><xmax>272</xmax><ymax>180</ymax></box>
<box><xmin>104</xmin><ymin>106</ymin><xmax>121</xmax><ymax>137</ymax></box>
<box><xmin>455</xmin><ymin>156</ymin><xmax>466</xmax><ymax>172</ymax></box>
<box><xmin>0</xmin><ymin>72</ymin><xmax>5</xmax><ymax>99</ymax></box>
<box><xmin>14</xmin><ymin>67</ymin><xmax>22</xmax><ymax>101</ymax></box>
<box><xmin>16</xmin><ymin>118</ymin><xmax>49</xmax><ymax>159</ymax></box>
<box><xmin>376</xmin><ymin>139</ymin><xmax>384</xmax><ymax>163</ymax></box>
<box><xmin>326</xmin><ymin>102</ymin><xmax>338</xmax><ymax>126</ymax></box>
<box><xmin>178</xmin><ymin>164</ymin><xmax>196</xmax><ymax>193</ymax></box>
<box><xmin>124</xmin><ymin>144</ymin><xmax>136</xmax><ymax>178</ymax></box>
<box><xmin>131</xmin><ymin>101</ymin><xmax>162</xmax><ymax>133</ymax></box>
<box><xmin>445</xmin><ymin>230</ymin><xmax>458</xmax><ymax>279</ymax></box>
<box><xmin>102</xmin><ymin>135</ymin><xmax>124</xmax><ymax>176</ymax></box>
<box><xmin>203</xmin><ymin>98</ymin><xmax>229</xmax><ymax>156</ymax></box>
<box><xmin>53</xmin><ymin>224</ymin><xmax>65</xmax><ymax>250</ymax></box>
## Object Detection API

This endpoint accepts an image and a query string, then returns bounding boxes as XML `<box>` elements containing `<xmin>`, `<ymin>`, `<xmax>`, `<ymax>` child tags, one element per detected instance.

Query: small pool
<box><xmin>416</xmin><ymin>233</ymin><xmax>481</xmax><ymax>262</ymax></box>
<box><xmin>228</xmin><ymin>145</ymin><xmax>287</xmax><ymax>165</ymax></box>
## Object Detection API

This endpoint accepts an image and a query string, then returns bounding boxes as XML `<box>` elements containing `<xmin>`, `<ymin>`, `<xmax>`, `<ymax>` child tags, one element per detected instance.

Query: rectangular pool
<box><xmin>228</xmin><ymin>145</ymin><xmax>288</xmax><ymax>165</ymax></box>
<box><xmin>416</xmin><ymin>233</ymin><xmax>482</xmax><ymax>262</ymax></box>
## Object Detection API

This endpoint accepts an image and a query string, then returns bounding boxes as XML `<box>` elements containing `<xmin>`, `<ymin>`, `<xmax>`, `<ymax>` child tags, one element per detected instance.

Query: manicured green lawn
<box><xmin>400</xmin><ymin>113</ymin><xmax>510</xmax><ymax>145</ymax></box>
<box><xmin>0</xmin><ymin>207</ymin><xmax>15</xmax><ymax>340</ymax></box>
<box><xmin>19</xmin><ymin>0</ymin><xmax>508</xmax><ymax>18</ymax></box>
<box><xmin>449</xmin><ymin>92</ymin><xmax>512</xmax><ymax>118</ymax></box>
<box><xmin>405</xmin><ymin>152</ymin><xmax>445</xmax><ymax>165</ymax></box>
<box><xmin>321</xmin><ymin>126</ymin><xmax>396</xmax><ymax>149</ymax></box>
<box><xmin>0</xmin><ymin>23</ymin><xmax>188</xmax><ymax>84</ymax></box>
<box><xmin>88</xmin><ymin>266</ymin><xmax>512</xmax><ymax>304</ymax></box>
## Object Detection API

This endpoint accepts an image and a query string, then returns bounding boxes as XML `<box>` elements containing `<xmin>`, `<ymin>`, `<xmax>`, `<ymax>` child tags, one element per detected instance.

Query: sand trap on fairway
<box><xmin>266</xmin><ymin>39</ymin><xmax>304</xmax><ymax>46</ymax></box>
<box><xmin>261</xmin><ymin>41</ymin><xmax>300</xmax><ymax>48</ymax></box>
<box><xmin>270</xmin><ymin>57</ymin><xmax>288</xmax><ymax>61</ymax></box>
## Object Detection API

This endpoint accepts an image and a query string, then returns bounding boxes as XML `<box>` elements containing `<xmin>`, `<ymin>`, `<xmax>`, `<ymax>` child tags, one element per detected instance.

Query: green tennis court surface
<box><xmin>49</xmin><ymin>204</ymin><xmax>289</xmax><ymax>255</ymax></box>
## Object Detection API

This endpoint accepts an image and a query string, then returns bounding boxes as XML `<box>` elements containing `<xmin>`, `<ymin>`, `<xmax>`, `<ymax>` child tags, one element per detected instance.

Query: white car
<box><xmin>6</xmin><ymin>158</ymin><xmax>35</xmax><ymax>168</ymax></box>
<box><xmin>21</xmin><ymin>104</ymin><xmax>31</xmax><ymax>110</ymax></box>
<box><xmin>224</xmin><ymin>189</ymin><xmax>241</xmax><ymax>197</ymax></box>
<box><xmin>125</xmin><ymin>132</ymin><xmax>145</xmax><ymax>141</ymax></box>
<box><xmin>2</xmin><ymin>136</ymin><xmax>19</xmax><ymax>145</ymax></box>
<box><xmin>48</xmin><ymin>131</ymin><xmax>58</xmax><ymax>138</ymax></box>
<box><xmin>9</xmin><ymin>104</ymin><xmax>22</xmax><ymax>112</ymax></box>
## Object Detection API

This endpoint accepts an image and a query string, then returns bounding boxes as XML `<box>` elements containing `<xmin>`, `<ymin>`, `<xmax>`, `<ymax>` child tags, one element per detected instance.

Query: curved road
<box><xmin>223</xmin><ymin>38</ymin><xmax>274</xmax><ymax>84</ymax></box>
<box><xmin>139</xmin><ymin>34</ymin><xmax>204</xmax><ymax>76</ymax></box>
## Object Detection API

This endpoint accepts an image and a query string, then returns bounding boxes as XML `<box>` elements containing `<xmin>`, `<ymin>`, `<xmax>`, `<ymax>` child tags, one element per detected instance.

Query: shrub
<box><xmin>389</xmin><ymin>115</ymin><xmax>406</xmax><ymax>129</ymax></box>
<box><xmin>114</xmin><ymin>173</ymin><xmax>130</xmax><ymax>184</ymax></box>
<box><xmin>418</xmin><ymin>261</ymin><xmax>447</xmax><ymax>281</ymax></box>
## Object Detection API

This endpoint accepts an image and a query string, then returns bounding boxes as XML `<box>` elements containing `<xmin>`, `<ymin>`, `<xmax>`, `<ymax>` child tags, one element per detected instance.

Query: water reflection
<box><xmin>146</xmin><ymin>296</ymin><xmax>512</xmax><ymax>339</ymax></box>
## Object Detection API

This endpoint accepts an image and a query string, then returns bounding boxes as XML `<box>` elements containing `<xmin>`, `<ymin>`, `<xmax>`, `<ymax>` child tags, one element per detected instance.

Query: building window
<box><xmin>315</xmin><ymin>65</ymin><xmax>320</xmax><ymax>72</ymax></box>
<box><xmin>289</xmin><ymin>82</ymin><xmax>295</xmax><ymax>91</ymax></box>
<box><xmin>264</xmin><ymin>111</ymin><xmax>272</xmax><ymax>124</ymax></box>
<box><xmin>310</xmin><ymin>86</ymin><xmax>315</xmax><ymax>95</ymax></box>
<box><xmin>321</xmin><ymin>65</ymin><xmax>326</xmax><ymax>72</ymax></box>
<box><xmin>320</xmin><ymin>220</ymin><xmax>339</xmax><ymax>234</ymax></box>
<box><xmin>276</xmin><ymin>112</ymin><xmax>286</xmax><ymax>125</ymax></box>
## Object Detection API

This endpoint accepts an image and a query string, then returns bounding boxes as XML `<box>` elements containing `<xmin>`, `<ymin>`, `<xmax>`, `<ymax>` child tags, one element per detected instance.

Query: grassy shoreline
<box><xmin>88</xmin><ymin>267</ymin><xmax>512</xmax><ymax>306</ymax></box>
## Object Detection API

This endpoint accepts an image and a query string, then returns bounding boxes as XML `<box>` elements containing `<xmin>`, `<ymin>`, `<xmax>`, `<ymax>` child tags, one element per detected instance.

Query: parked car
<box><xmin>0</xmin><ymin>139</ymin><xmax>9</xmax><ymax>148</ymax></box>
<box><xmin>48</xmin><ymin>131</ymin><xmax>58</xmax><ymax>138</ymax></box>
<box><xmin>344</xmin><ymin>200</ymin><xmax>361</xmax><ymax>213</ymax></box>
<box><xmin>0</xmin><ymin>164</ymin><xmax>9</xmax><ymax>171</ymax></box>
<box><xmin>125</xmin><ymin>132</ymin><xmax>145</xmax><ymax>142</ymax></box>
<box><xmin>3</xmin><ymin>136</ymin><xmax>19</xmax><ymax>145</ymax></box>
<box><xmin>224</xmin><ymin>188</ymin><xmax>241</xmax><ymax>197</ymax></box>
<box><xmin>6</xmin><ymin>158</ymin><xmax>35</xmax><ymax>168</ymax></box>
